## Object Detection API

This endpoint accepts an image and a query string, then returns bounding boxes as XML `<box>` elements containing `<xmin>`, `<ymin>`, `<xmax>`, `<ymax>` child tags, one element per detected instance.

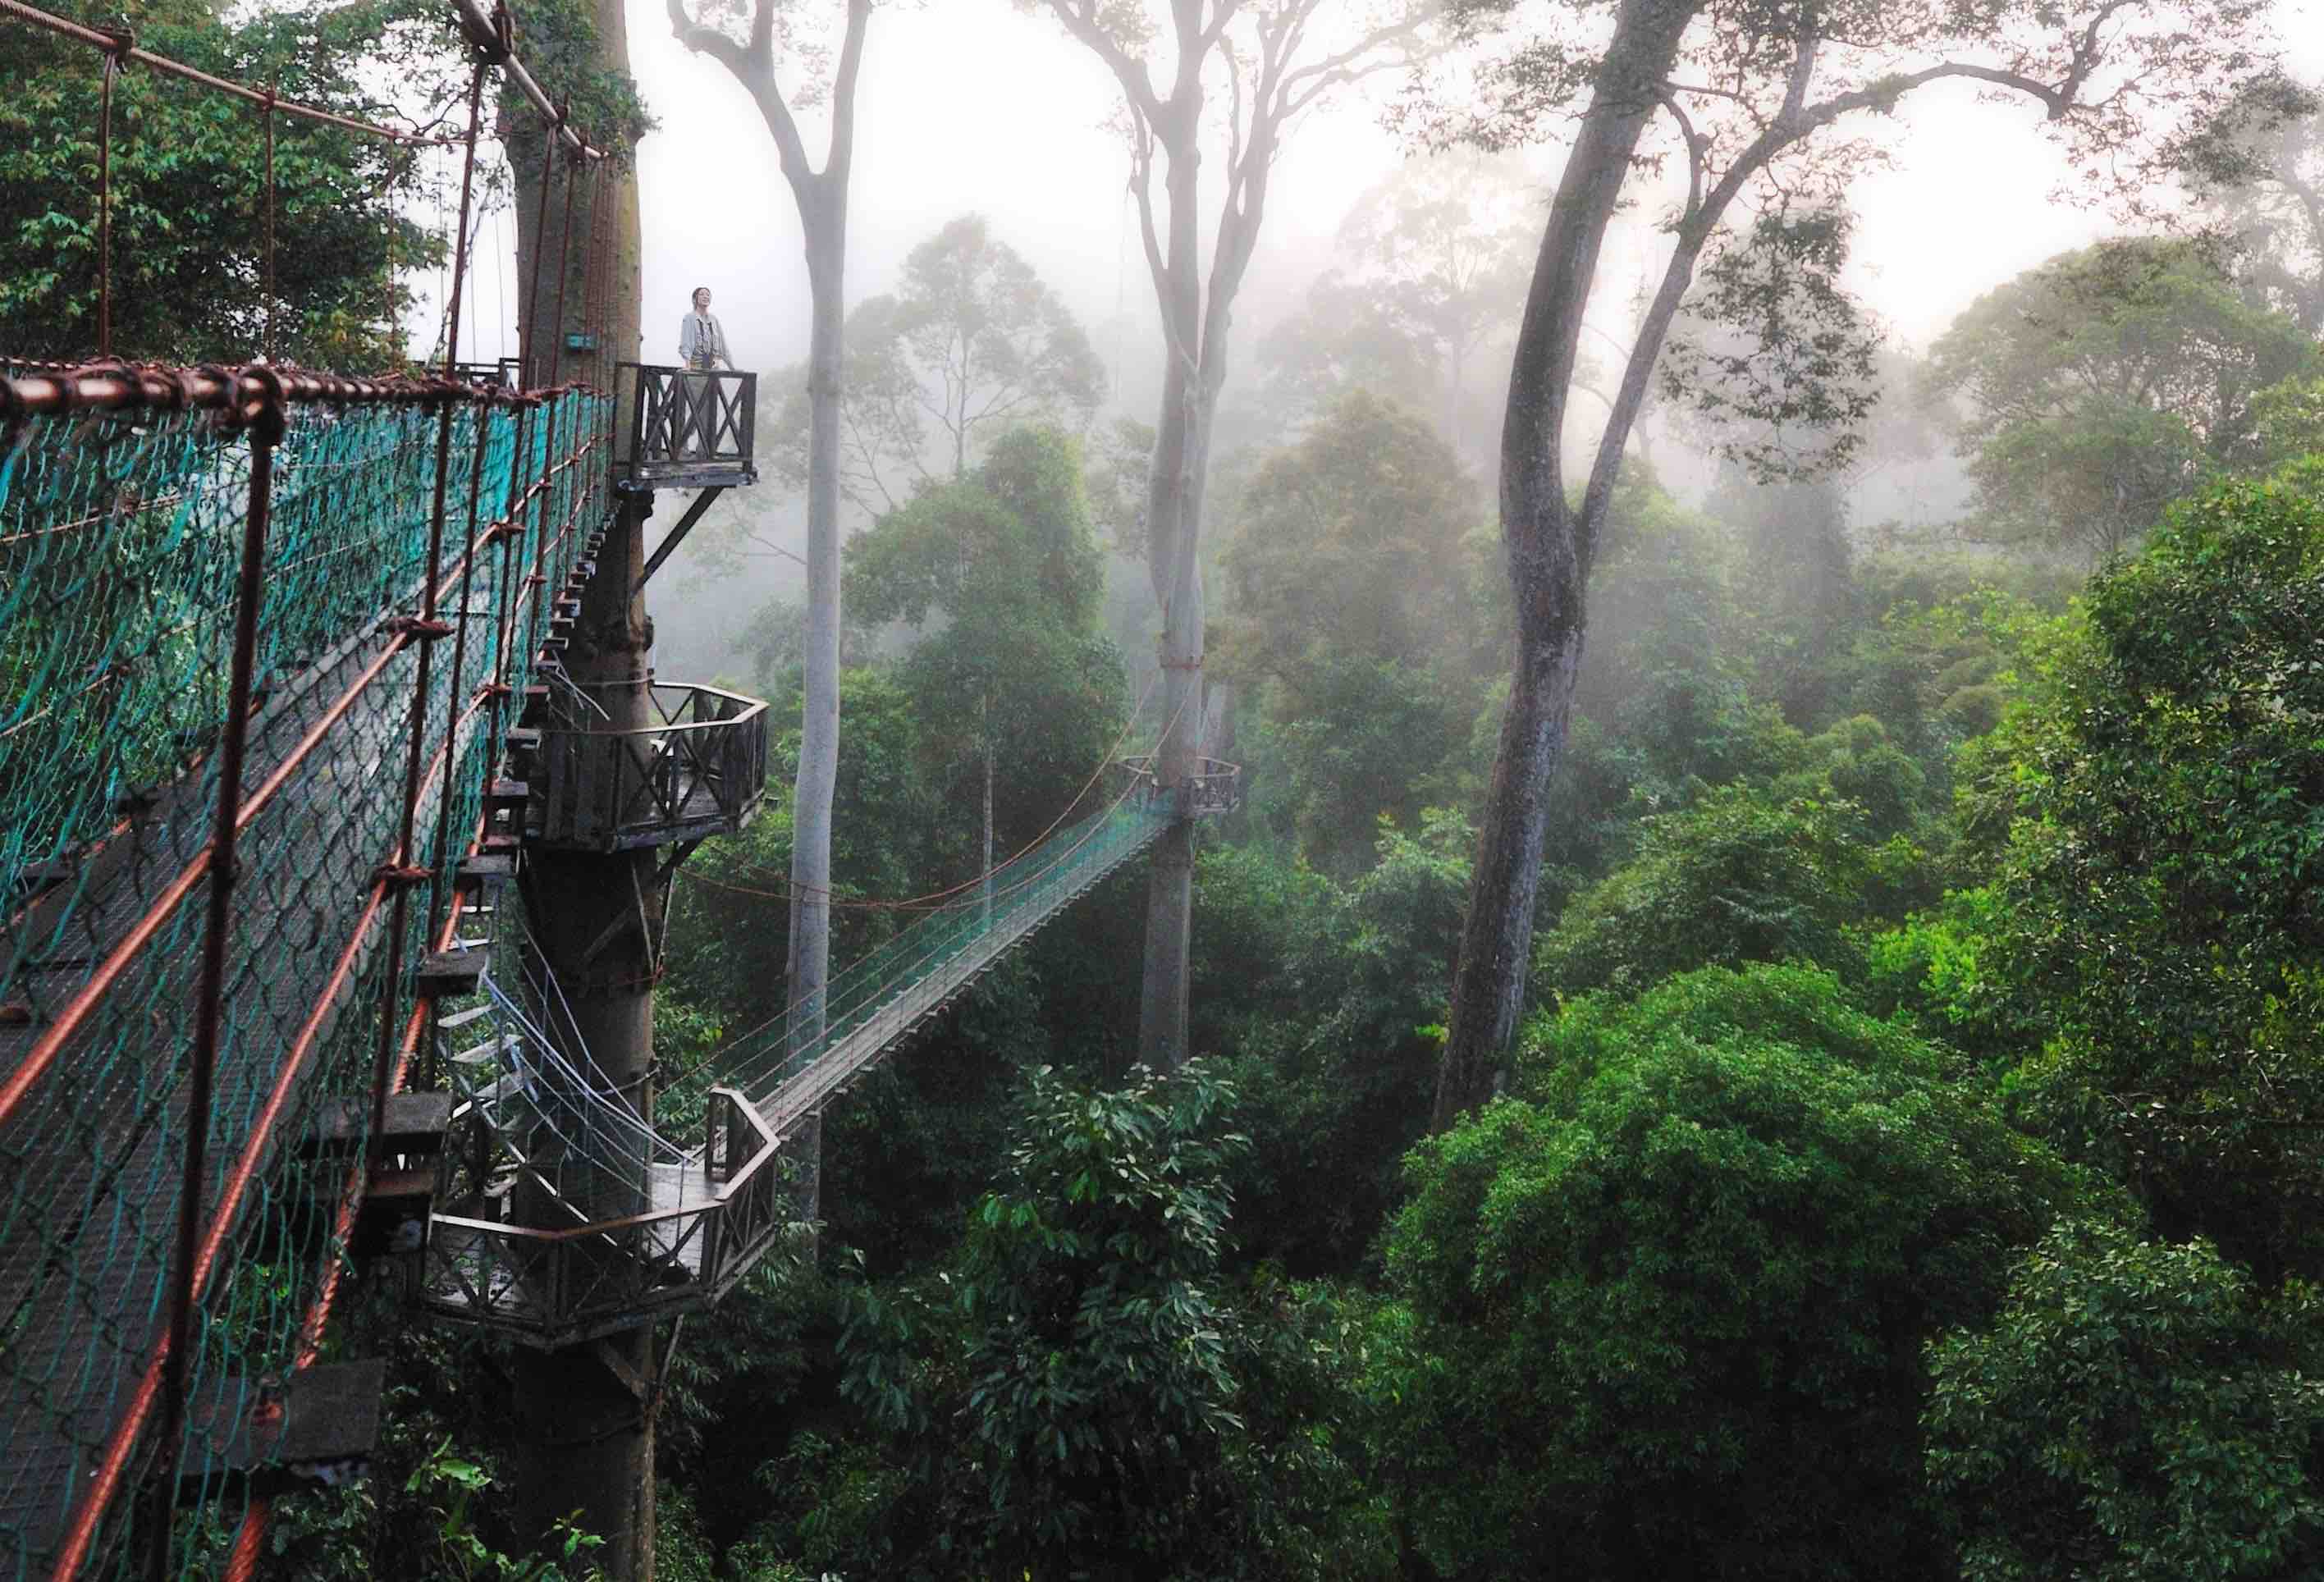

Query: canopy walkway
<box><xmin>0</xmin><ymin>366</ymin><xmax>611</xmax><ymax>1576</ymax></box>
<box><xmin>0</xmin><ymin>354</ymin><xmax>1234</xmax><ymax>1574</ymax></box>
<box><xmin>0</xmin><ymin>3</ymin><xmax>1233</xmax><ymax>1567</ymax></box>
<box><xmin>419</xmin><ymin>780</ymin><xmax>1209</xmax><ymax>1346</ymax></box>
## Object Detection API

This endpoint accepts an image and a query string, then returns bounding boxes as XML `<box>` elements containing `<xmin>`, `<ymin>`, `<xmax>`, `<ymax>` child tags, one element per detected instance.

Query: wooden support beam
<box><xmin>457</xmin><ymin>853</ymin><xmax>517</xmax><ymax>886</ymax></box>
<box><xmin>637</xmin><ymin>487</ymin><xmax>727</xmax><ymax>592</ymax></box>
<box><xmin>300</xmin><ymin>1092</ymin><xmax>453</xmax><ymax>1159</ymax></box>
<box><xmin>414</xmin><ymin>948</ymin><xmax>487</xmax><ymax>999</ymax></box>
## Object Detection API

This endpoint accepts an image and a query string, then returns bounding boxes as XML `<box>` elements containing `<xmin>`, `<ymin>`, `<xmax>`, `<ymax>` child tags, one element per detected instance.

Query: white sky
<box><xmin>616</xmin><ymin>0</ymin><xmax>2324</xmax><ymax>374</ymax></box>
<box><xmin>409</xmin><ymin>0</ymin><xmax>2313</xmax><ymax>672</ymax></box>
<box><xmin>410</xmin><ymin>0</ymin><xmax>2324</xmax><ymax>400</ymax></box>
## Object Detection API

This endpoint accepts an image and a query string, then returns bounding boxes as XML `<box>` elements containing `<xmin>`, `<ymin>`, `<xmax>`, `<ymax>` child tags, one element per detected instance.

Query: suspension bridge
<box><xmin>0</xmin><ymin>2</ymin><xmax>1233</xmax><ymax>1576</ymax></box>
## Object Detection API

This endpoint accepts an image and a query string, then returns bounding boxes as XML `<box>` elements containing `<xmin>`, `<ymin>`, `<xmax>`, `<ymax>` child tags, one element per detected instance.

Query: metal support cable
<box><xmin>147</xmin><ymin>368</ymin><xmax>284</xmax><ymax>1580</ymax></box>
<box><xmin>97</xmin><ymin>38</ymin><xmax>118</xmax><ymax>357</ymax></box>
<box><xmin>368</xmin><ymin>51</ymin><xmax>486</xmax><ymax>1171</ymax></box>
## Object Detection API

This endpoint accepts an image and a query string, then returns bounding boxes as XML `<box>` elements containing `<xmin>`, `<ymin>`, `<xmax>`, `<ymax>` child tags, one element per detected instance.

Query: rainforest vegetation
<box><xmin>11</xmin><ymin>0</ymin><xmax>2324</xmax><ymax>1575</ymax></box>
<box><xmin>336</xmin><ymin>175</ymin><xmax>2324</xmax><ymax>1578</ymax></box>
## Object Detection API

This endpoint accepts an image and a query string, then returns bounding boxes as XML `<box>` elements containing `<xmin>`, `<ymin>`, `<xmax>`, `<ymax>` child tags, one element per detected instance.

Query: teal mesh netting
<box><xmin>0</xmin><ymin>383</ymin><xmax>610</xmax><ymax>1579</ymax></box>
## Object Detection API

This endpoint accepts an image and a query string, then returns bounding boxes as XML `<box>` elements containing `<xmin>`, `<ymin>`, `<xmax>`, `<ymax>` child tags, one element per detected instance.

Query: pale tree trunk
<box><xmin>1137</xmin><ymin>450</ymin><xmax>1204</xmax><ymax>1065</ymax></box>
<box><xmin>1132</xmin><ymin>66</ymin><xmax>1212</xmax><ymax>1072</ymax></box>
<box><xmin>1036</xmin><ymin>0</ymin><xmax>1418</xmax><ymax>1071</ymax></box>
<box><xmin>1434</xmin><ymin>0</ymin><xmax>1699</xmax><ymax>1130</ymax></box>
<box><xmin>667</xmin><ymin>0</ymin><xmax>872</xmax><ymax>1217</ymax></box>
<box><xmin>789</xmin><ymin>193</ymin><xmax>844</xmax><ymax>1042</ymax></box>
<box><xmin>981</xmin><ymin>712</ymin><xmax>995</xmax><ymax>931</ymax></box>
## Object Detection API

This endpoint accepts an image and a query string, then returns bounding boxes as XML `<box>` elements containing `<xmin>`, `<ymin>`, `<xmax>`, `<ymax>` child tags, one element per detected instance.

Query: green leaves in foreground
<box><xmin>832</xmin><ymin>1062</ymin><xmax>1375</xmax><ymax>1580</ymax></box>
<box><xmin>1382</xmin><ymin>964</ymin><xmax>2088</xmax><ymax>1580</ymax></box>
<box><xmin>1928</xmin><ymin>1219</ymin><xmax>2324</xmax><ymax>1582</ymax></box>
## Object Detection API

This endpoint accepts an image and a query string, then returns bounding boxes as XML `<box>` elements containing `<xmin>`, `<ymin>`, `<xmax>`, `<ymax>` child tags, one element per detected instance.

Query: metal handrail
<box><xmin>528</xmin><ymin>681</ymin><xmax>768</xmax><ymax>851</ymax></box>
<box><xmin>1114</xmin><ymin>754</ymin><xmax>1242</xmax><ymax>816</ymax></box>
<box><xmin>418</xmin><ymin>1086</ymin><xmax>789</xmax><ymax>1346</ymax></box>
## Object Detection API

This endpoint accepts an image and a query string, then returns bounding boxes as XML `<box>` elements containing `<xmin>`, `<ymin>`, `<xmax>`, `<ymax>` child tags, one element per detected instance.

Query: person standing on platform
<box><xmin>678</xmin><ymin>286</ymin><xmax>734</xmax><ymax>458</ymax></box>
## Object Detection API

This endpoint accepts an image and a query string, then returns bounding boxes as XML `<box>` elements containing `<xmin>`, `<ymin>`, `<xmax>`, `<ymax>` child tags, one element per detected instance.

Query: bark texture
<box><xmin>508</xmin><ymin>0</ymin><xmax>660</xmax><ymax>1561</ymax></box>
<box><xmin>1433</xmin><ymin>0</ymin><xmax>1699</xmax><ymax>1131</ymax></box>
<box><xmin>516</xmin><ymin>492</ymin><xmax>661</xmax><ymax>1581</ymax></box>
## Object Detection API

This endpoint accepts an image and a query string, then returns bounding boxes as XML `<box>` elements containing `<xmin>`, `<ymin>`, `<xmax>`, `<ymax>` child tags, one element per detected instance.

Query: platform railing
<box><xmin>418</xmin><ymin>1086</ymin><xmax>789</xmax><ymax>1347</ymax></box>
<box><xmin>529</xmin><ymin>681</ymin><xmax>768</xmax><ymax>852</ymax></box>
<box><xmin>1114</xmin><ymin>754</ymin><xmax>1242</xmax><ymax>818</ymax></box>
<box><xmin>620</xmin><ymin>363</ymin><xmax>757</xmax><ymax>487</ymax></box>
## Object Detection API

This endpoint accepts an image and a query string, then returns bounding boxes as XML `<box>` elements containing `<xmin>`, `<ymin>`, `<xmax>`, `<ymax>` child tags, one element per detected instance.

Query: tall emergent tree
<box><xmin>666</xmin><ymin>0</ymin><xmax>873</xmax><ymax>1112</ymax></box>
<box><xmin>496</xmin><ymin>0</ymin><xmax>650</xmax><ymax>385</ymax></box>
<box><xmin>1428</xmin><ymin>0</ymin><xmax>2285</xmax><ymax>1130</ymax></box>
<box><xmin>1022</xmin><ymin>0</ymin><xmax>1441</xmax><ymax>1068</ymax></box>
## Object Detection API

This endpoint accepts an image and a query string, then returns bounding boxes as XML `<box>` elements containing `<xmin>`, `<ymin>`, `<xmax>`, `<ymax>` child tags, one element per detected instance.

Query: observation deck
<box><xmin>1115</xmin><ymin>754</ymin><xmax>1242</xmax><ymax>819</ymax></box>
<box><xmin>617</xmin><ymin>363</ymin><xmax>757</xmax><ymax>492</ymax></box>
<box><xmin>519</xmin><ymin>681</ymin><xmax>768</xmax><ymax>853</ymax></box>
<box><xmin>419</xmin><ymin>1086</ymin><xmax>792</xmax><ymax>1349</ymax></box>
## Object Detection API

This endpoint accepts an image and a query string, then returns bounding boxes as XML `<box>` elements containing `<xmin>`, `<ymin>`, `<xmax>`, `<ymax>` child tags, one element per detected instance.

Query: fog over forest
<box><xmin>553</xmin><ymin>0</ymin><xmax>2324</xmax><ymax>678</ymax></box>
<box><xmin>15</xmin><ymin>0</ymin><xmax>2324</xmax><ymax>1571</ymax></box>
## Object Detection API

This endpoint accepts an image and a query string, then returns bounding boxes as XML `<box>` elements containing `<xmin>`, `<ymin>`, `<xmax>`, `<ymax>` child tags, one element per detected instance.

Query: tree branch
<box><xmin>826</xmin><ymin>0</ymin><xmax>874</xmax><ymax>183</ymax></box>
<box><xmin>1655</xmin><ymin>86</ymin><xmax>1705</xmax><ymax>219</ymax></box>
<box><xmin>1037</xmin><ymin>0</ymin><xmax>1165</xmax><ymax>124</ymax></box>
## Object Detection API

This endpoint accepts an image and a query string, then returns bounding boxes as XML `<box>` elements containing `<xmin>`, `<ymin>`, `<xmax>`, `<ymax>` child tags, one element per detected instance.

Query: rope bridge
<box><xmin>415</xmin><ymin>720</ymin><xmax>1234</xmax><ymax>1347</ymax></box>
<box><xmin>0</xmin><ymin>363</ymin><xmax>609</xmax><ymax>1578</ymax></box>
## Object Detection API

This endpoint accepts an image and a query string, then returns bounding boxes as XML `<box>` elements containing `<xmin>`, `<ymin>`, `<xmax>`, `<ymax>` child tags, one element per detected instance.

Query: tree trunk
<box><xmin>517</xmin><ymin>496</ymin><xmax>661</xmax><ymax>1582</ymax></box>
<box><xmin>787</xmin><ymin>185</ymin><xmax>844</xmax><ymax>1219</ymax></box>
<box><xmin>1136</xmin><ymin>361</ymin><xmax>1211</xmax><ymax>1071</ymax></box>
<box><xmin>1433</xmin><ymin>0</ymin><xmax>1696</xmax><ymax>1132</ymax></box>
<box><xmin>981</xmin><ymin>706</ymin><xmax>995</xmax><ymax>931</ymax></box>
<box><xmin>508</xmin><ymin>0</ymin><xmax>658</xmax><ymax>1566</ymax></box>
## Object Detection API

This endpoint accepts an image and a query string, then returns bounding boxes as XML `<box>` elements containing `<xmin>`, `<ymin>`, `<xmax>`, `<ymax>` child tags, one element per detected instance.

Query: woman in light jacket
<box><xmin>678</xmin><ymin>286</ymin><xmax>732</xmax><ymax>457</ymax></box>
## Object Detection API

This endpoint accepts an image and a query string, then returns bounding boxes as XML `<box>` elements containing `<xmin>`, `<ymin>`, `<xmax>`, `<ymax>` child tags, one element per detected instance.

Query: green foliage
<box><xmin>1219</xmin><ymin>391</ymin><xmax>1497</xmax><ymax>869</ymax></box>
<box><xmin>664</xmin><ymin>665</ymin><xmax>942</xmax><ymax>1037</ymax></box>
<box><xmin>2251</xmin><ymin>372</ymin><xmax>2324</xmax><ymax>467</ymax></box>
<box><xmin>397</xmin><ymin>1438</ymin><xmax>606</xmax><ymax>1581</ymax></box>
<box><xmin>1662</xmin><ymin>205</ymin><xmax>1883</xmax><ymax>480</ymax></box>
<box><xmin>1383</xmin><ymin>965</ymin><xmax>2087</xmax><ymax>1580</ymax></box>
<box><xmin>767</xmin><ymin>216</ymin><xmax>1105</xmax><ymax>512</ymax></box>
<box><xmin>1200</xmin><ymin>813</ymin><xmax>1471</xmax><ymax>1273</ymax></box>
<box><xmin>0</xmin><ymin>0</ymin><xmax>463</xmax><ymax>364</ymax></box>
<box><xmin>821</xmin><ymin>1062</ymin><xmax>1376</xmax><ymax>1579</ymax></box>
<box><xmin>1927</xmin><ymin>237</ymin><xmax>2318</xmax><ymax>559</ymax></box>
<box><xmin>1927</xmin><ymin>1219</ymin><xmax>2324</xmax><ymax>1581</ymax></box>
<box><xmin>1962</xmin><ymin>469</ymin><xmax>2324</xmax><ymax>1280</ymax></box>
<box><xmin>1221</xmin><ymin>390</ymin><xmax>1487</xmax><ymax>681</ymax></box>
<box><xmin>845</xmin><ymin>425</ymin><xmax>1127</xmax><ymax>862</ymax></box>
<box><xmin>1535</xmin><ymin>782</ymin><xmax>1915</xmax><ymax>998</ymax></box>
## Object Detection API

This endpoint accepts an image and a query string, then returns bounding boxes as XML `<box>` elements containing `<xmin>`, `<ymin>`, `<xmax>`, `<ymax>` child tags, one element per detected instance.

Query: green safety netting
<box><xmin>0</xmin><ymin>383</ymin><xmax>610</xmax><ymax>1579</ymax></box>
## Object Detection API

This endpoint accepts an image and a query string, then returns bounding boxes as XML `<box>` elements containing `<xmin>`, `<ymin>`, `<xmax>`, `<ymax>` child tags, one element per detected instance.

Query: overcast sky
<box><xmin>436</xmin><ymin>0</ymin><xmax>2323</xmax><ymax>672</ymax></box>
<box><xmin>625</xmin><ymin>1</ymin><xmax>2324</xmax><ymax>373</ymax></box>
<box><xmin>414</xmin><ymin>0</ymin><xmax>2324</xmax><ymax>409</ymax></box>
